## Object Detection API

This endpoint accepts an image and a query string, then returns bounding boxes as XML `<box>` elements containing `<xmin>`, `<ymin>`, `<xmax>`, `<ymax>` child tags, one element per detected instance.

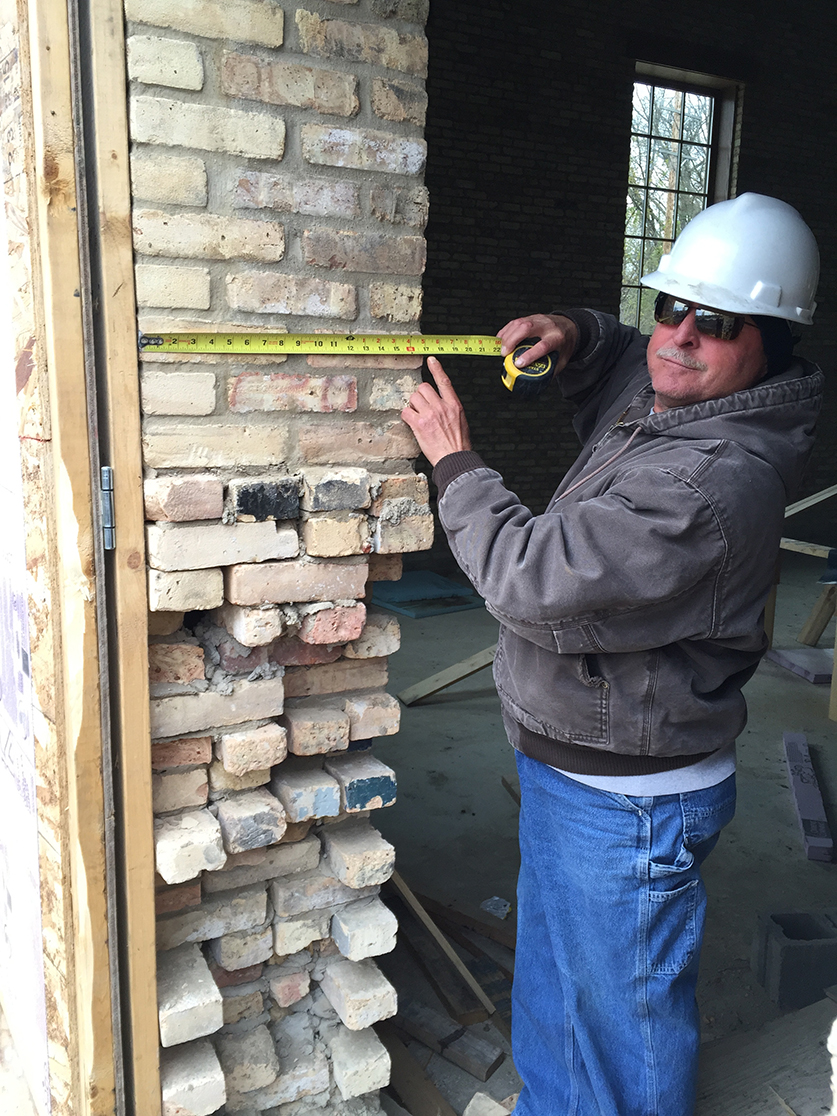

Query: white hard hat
<box><xmin>640</xmin><ymin>193</ymin><xmax>819</xmax><ymax>324</ymax></box>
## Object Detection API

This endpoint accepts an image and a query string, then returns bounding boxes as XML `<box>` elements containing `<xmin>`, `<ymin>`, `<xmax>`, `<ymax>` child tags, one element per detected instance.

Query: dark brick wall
<box><xmin>420</xmin><ymin>0</ymin><xmax>837</xmax><ymax>545</ymax></box>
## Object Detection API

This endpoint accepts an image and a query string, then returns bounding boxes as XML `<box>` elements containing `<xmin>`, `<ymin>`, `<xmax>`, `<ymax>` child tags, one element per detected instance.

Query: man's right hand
<box><xmin>497</xmin><ymin>313</ymin><xmax>580</xmax><ymax>370</ymax></box>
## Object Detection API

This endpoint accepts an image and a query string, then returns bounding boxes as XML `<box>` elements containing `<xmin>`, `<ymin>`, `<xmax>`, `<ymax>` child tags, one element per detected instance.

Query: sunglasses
<box><xmin>653</xmin><ymin>292</ymin><xmax>754</xmax><ymax>341</ymax></box>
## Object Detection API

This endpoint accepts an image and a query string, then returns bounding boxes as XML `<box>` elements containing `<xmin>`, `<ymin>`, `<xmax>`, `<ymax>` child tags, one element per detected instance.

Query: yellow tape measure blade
<box><xmin>138</xmin><ymin>332</ymin><xmax>503</xmax><ymax>356</ymax></box>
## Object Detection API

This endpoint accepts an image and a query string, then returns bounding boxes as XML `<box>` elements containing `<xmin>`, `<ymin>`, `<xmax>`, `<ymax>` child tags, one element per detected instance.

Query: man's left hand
<box><xmin>401</xmin><ymin>356</ymin><xmax>472</xmax><ymax>466</ymax></box>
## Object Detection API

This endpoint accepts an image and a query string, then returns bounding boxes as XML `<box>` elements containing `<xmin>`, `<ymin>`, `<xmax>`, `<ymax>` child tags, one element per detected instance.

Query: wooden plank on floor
<box><xmin>395</xmin><ymin>1001</ymin><xmax>505</xmax><ymax>1081</ymax></box>
<box><xmin>414</xmin><ymin>893</ymin><xmax>517</xmax><ymax>953</ymax></box>
<box><xmin>398</xmin><ymin>645</ymin><xmax>497</xmax><ymax>706</ymax></box>
<box><xmin>797</xmin><ymin>585</ymin><xmax>837</xmax><ymax>646</ymax></box>
<box><xmin>376</xmin><ymin>1021</ymin><xmax>459</xmax><ymax>1116</ymax></box>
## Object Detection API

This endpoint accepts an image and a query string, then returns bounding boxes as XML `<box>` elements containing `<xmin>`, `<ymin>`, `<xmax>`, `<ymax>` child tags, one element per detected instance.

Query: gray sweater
<box><xmin>434</xmin><ymin>311</ymin><xmax>824</xmax><ymax>776</ymax></box>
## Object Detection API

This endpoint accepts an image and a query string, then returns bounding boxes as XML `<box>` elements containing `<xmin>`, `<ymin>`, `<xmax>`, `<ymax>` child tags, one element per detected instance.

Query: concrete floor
<box><xmin>374</xmin><ymin>549</ymin><xmax>837</xmax><ymax>1059</ymax></box>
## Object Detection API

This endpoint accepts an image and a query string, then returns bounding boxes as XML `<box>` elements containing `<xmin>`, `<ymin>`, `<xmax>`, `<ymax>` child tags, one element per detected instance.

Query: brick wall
<box><xmin>127</xmin><ymin>1</ymin><xmax>430</xmax><ymax>1111</ymax></box>
<box><xmin>421</xmin><ymin>0</ymin><xmax>837</xmax><ymax>535</ymax></box>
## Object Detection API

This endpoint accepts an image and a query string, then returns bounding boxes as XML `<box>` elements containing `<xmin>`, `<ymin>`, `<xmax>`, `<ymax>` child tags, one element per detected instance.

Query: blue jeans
<box><xmin>512</xmin><ymin>752</ymin><xmax>736</xmax><ymax>1116</ymax></box>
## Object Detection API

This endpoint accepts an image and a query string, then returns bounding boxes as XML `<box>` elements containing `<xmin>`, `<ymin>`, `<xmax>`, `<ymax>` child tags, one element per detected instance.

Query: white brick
<box><xmin>369</xmin><ymin>371</ymin><xmax>423</xmax><ymax>410</ymax></box>
<box><xmin>135</xmin><ymin>263</ymin><xmax>210</xmax><ymax>309</ymax></box>
<box><xmin>127</xmin><ymin>35</ymin><xmax>204</xmax><ymax>90</ymax></box>
<box><xmin>156</xmin><ymin>884</ymin><xmax>268</xmax><ymax>950</ymax></box>
<box><xmin>131</xmin><ymin>151</ymin><xmax>208</xmax><ymax>206</ymax></box>
<box><xmin>372</xmin><ymin>498</ymin><xmax>434</xmax><ymax>553</ymax></box>
<box><xmin>463</xmin><ymin>1095</ymin><xmax>512</xmax><ymax>1116</ymax></box>
<box><xmin>301</xmin><ymin>123</ymin><xmax>425</xmax><ymax>175</ymax></box>
<box><xmin>343</xmin><ymin>608</ymin><xmax>400</xmax><ymax>658</ymax></box>
<box><xmin>202</xmin><ymin>832</ymin><xmax>321</xmax><ymax>893</ymax></box>
<box><xmin>143</xmin><ymin>422</ymin><xmax>290</xmax><ymax>468</ymax></box>
<box><xmin>148</xmin><ymin>568</ymin><xmax>224</xmax><ymax>612</ymax></box>
<box><xmin>125</xmin><ymin>0</ymin><xmax>285</xmax><ymax>47</ymax></box>
<box><xmin>273</xmin><ymin>907</ymin><xmax>331</xmax><ymax>955</ymax></box>
<box><xmin>321</xmin><ymin>820</ymin><xmax>395</xmax><ymax>888</ymax></box>
<box><xmin>141</xmin><ymin>370</ymin><xmax>216</xmax><ymax>415</ymax></box>
<box><xmin>151</xmin><ymin>676</ymin><xmax>285</xmax><ymax>738</ymax></box>
<box><xmin>153</xmin><ymin>767</ymin><xmax>209</xmax><ymax>813</ymax></box>
<box><xmin>281</xmin><ymin>701</ymin><xmax>350</xmax><ymax>756</ymax></box>
<box><xmin>331</xmin><ymin>897</ymin><xmax>397</xmax><ymax>961</ymax></box>
<box><xmin>212</xmin><ymin>601</ymin><xmax>285</xmax><ymax>647</ymax></box>
<box><xmin>160</xmin><ymin>1039</ymin><xmax>226</xmax><ymax>1116</ymax></box>
<box><xmin>144</xmin><ymin>474</ymin><xmax>224</xmax><ymax>521</ymax></box>
<box><xmin>270</xmin><ymin>767</ymin><xmax>341</xmax><ymax>822</ymax></box>
<box><xmin>131</xmin><ymin>96</ymin><xmax>286</xmax><ymax>160</ymax></box>
<box><xmin>319</xmin><ymin>958</ymin><xmax>396</xmax><ymax>1030</ymax></box>
<box><xmin>223</xmin><ymin>1037</ymin><xmax>328</xmax><ymax>1111</ymax></box>
<box><xmin>330</xmin><ymin>1025</ymin><xmax>390</xmax><ymax>1100</ymax></box>
<box><xmin>154</xmin><ymin>807</ymin><xmax>226</xmax><ymax>884</ymax></box>
<box><xmin>342</xmin><ymin>690</ymin><xmax>401</xmax><ymax>740</ymax></box>
<box><xmin>270</xmin><ymin>867</ymin><xmax>377</xmax><ymax>919</ymax></box>
<box><xmin>215</xmin><ymin>1024</ymin><xmax>280</xmax><ymax>1095</ymax></box>
<box><xmin>208</xmin><ymin>760</ymin><xmax>271</xmax><ymax>798</ymax></box>
<box><xmin>215</xmin><ymin>788</ymin><xmax>288</xmax><ymax>853</ymax></box>
<box><xmin>134</xmin><ymin>209</ymin><xmax>285</xmax><ymax>262</ymax></box>
<box><xmin>157</xmin><ymin>943</ymin><xmax>223</xmax><ymax>1047</ymax></box>
<box><xmin>209</xmin><ymin>920</ymin><xmax>274</xmax><ymax>971</ymax></box>
<box><xmin>147</xmin><ymin>520</ymin><xmax>298</xmax><ymax>571</ymax></box>
<box><xmin>217</xmin><ymin>722</ymin><xmax>288</xmax><ymax>776</ymax></box>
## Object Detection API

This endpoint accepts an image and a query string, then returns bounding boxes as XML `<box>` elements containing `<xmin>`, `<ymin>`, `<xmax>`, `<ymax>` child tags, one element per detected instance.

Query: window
<box><xmin>620</xmin><ymin>66</ymin><xmax>739</xmax><ymax>333</ymax></box>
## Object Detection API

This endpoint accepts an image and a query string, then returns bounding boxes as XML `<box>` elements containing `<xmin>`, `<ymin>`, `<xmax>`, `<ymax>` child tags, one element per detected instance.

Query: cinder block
<box><xmin>752</xmin><ymin>910</ymin><xmax>837</xmax><ymax>1010</ymax></box>
<box><xmin>148</xmin><ymin>568</ymin><xmax>224</xmax><ymax>612</ymax></box>
<box><xmin>226</xmin><ymin>476</ymin><xmax>300</xmax><ymax>523</ymax></box>
<box><xmin>319</xmin><ymin>957</ymin><xmax>397</xmax><ymax>1030</ymax></box>
<box><xmin>324</xmin><ymin>752</ymin><xmax>397</xmax><ymax>812</ymax></box>
<box><xmin>298</xmin><ymin>602</ymin><xmax>366</xmax><ymax>644</ymax></box>
<box><xmin>127</xmin><ymin>35</ymin><xmax>204</xmax><ymax>91</ymax></box>
<box><xmin>125</xmin><ymin>0</ymin><xmax>285</xmax><ymax>46</ymax></box>
<box><xmin>130</xmin><ymin>151</ymin><xmax>207</xmax><ymax>206</ymax></box>
<box><xmin>273</xmin><ymin>907</ymin><xmax>332</xmax><ymax>956</ymax></box>
<box><xmin>152</xmin><ymin>735</ymin><xmax>212</xmax><ymax>770</ymax></box>
<box><xmin>343</xmin><ymin>608</ymin><xmax>400</xmax><ymax>658</ymax></box>
<box><xmin>269</xmin><ymin>867</ymin><xmax>378</xmax><ymax>919</ymax></box>
<box><xmin>270</xmin><ymin>766</ymin><xmax>341</xmax><ymax>822</ymax></box>
<box><xmin>156</xmin><ymin>884</ymin><xmax>268</xmax><ymax>951</ymax></box>
<box><xmin>213</xmin><ymin>601</ymin><xmax>285</xmax><ymax>647</ymax></box>
<box><xmin>202</xmin><ymin>832</ymin><xmax>321</xmax><ymax>893</ymax></box>
<box><xmin>295</xmin><ymin>11</ymin><xmax>427</xmax><ymax>77</ymax></box>
<box><xmin>153</xmin><ymin>767</ymin><xmax>209</xmax><ymax>814</ymax></box>
<box><xmin>159</xmin><ymin>1038</ymin><xmax>226</xmax><ymax>1116</ymax></box>
<box><xmin>226</xmin><ymin>270</ymin><xmax>357</xmax><ymax>320</ymax></box>
<box><xmin>144</xmin><ymin>475</ymin><xmax>224</xmax><ymax>521</ymax></box>
<box><xmin>225</xmin><ymin>558</ymin><xmax>368</xmax><ymax>606</ymax></box>
<box><xmin>330</xmin><ymin>1024</ymin><xmax>391</xmax><ymax>1100</ymax></box>
<box><xmin>150</xmin><ymin>676</ymin><xmax>285</xmax><ymax>738</ymax></box>
<box><xmin>283</xmin><ymin>657</ymin><xmax>387</xmax><ymax>699</ymax></box>
<box><xmin>215</xmin><ymin>1023</ymin><xmax>280</xmax><ymax>1095</ymax></box>
<box><xmin>140</xmin><ymin>370</ymin><xmax>217</xmax><ymax>416</ymax></box>
<box><xmin>149</xmin><ymin>642</ymin><xmax>205</xmax><ymax>686</ymax></box>
<box><xmin>154</xmin><ymin>808</ymin><xmax>226</xmax><ymax>885</ymax></box>
<box><xmin>214</xmin><ymin>788</ymin><xmax>288</xmax><ymax>853</ymax></box>
<box><xmin>321</xmin><ymin>819</ymin><xmax>395</xmax><ymax>888</ymax></box>
<box><xmin>301</xmin><ymin>122</ymin><xmax>426</xmax><ymax>176</ymax></box>
<box><xmin>281</xmin><ymin>700</ymin><xmax>350</xmax><ymax>756</ymax></box>
<box><xmin>208</xmin><ymin>920</ymin><xmax>274</xmax><ymax>971</ymax></box>
<box><xmin>216</xmin><ymin>722</ymin><xmax>288</xmax><ymax>776</ymax></box>
<box><xmin>146</xmin><ymin>520</ymin><xmax>298</xmax><ymax>572</ymax></box>
<box><xmin>157</xmin><ymin>943</ymin><xmax>223</xmax><ymax>1047</ymax></box>
<box><xmin>301</xmin><ymin>467</ymin><xmax>372</xmax><ymax>512</ymax></box>
<box><xmin>131</xmin><ymin>95</ymin><xmax>286</xmax><ymax>160</ymax></box>
<box><xmin>208</xmin><ymin>760</ymin><xmax>271</xmax><ymax>799</ymax></box>
<box><xmin>332</xmin><ymin>897</ymin><xmax>398</xmax><ymax>962</ymax></box>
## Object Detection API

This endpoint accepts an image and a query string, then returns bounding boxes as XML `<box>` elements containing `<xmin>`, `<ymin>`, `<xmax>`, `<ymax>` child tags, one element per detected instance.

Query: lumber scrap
<box><xmin>414</xmin><ymin>892</ymin><xmax>517</xmax><ymax>952</ymax></box>
<box><xmin>437</xmin><ymin>922</ymin><xmax>515</xmax><ymax>982</ymax></box>
<box><xmin>784</xmin><ymin>483</ymin><xmax>837</xmax><ymax>518</ymax></box>
<box><xmin>780</xmin><ymin>538</ymin><xmax>831</xmax><ymax>559</ymax></box>
<box><xmin>765</xmin><ymin>648</ymin><xmax>833</xmax><ymax>684</ymax></box>
<box><xmin>395</xmin><ymin>1001</ymin><xmax>505</xmax><ymax>1081</ymax></box>
<box><xmin>501</xmin><ymin>776</ymin><xmax>521</xmax><ymax>809</ymax></box>
<box><xmin>398</xmin><ymin>644</ymin><xmax>497</xmax><ymax>706</ymax></box>
<box><xmin>797</xmin><ymin>585</ymin><xmax>837</xmax><ymax>646</ymax></box>
<box><xmin>376</xmin><ymin>1021</ymin><xmax>458</xmax><ymax>1116</ymax></box>
<box><xmin>783</xmin><ymin>733</ymin><xmax>834</xmax><ymax>861</ymax></box>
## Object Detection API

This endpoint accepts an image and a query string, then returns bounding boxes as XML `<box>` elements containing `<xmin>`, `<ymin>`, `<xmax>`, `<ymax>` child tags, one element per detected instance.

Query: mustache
<box><xmin>654</xmin><ymin>346</ymin><xmax>708</xmax><ymax>372</ymax></box>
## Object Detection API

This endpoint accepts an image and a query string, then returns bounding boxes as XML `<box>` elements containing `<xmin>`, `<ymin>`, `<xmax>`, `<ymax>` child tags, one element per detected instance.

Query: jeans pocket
<box><xmin>647</xmin><ymin>877</ymin><xmax>699</xmax><ymax>975</ymax></box>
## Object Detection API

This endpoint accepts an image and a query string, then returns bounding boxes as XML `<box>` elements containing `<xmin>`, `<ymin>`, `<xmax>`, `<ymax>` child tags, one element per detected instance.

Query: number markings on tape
<box><xmin>138</xmin><ymin>332</ymin><xmax>503</xmax><ymax>356</ymax></box>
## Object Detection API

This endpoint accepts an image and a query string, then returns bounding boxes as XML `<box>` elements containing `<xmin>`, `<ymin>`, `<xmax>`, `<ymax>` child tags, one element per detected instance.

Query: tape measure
<box><xmin>501</xmin><ymin>344</ymin><xmax>557</xmax><ymax>399</ymax></box>
<box><xmin>138</xmin><ymin>331</ymin><xmax>504</xmax><ymax>357</ymax></box>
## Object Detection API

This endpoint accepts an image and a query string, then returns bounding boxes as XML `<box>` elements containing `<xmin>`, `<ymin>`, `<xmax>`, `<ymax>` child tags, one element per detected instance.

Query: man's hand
<box><xmin>401</xmin><ymin>356</ymin><xmax>472</xmax><ymax>466</ymax></box>
<box><xmin>497</xmin><ymin>313</ymin><xmax>580</xmax><ymax>369</ymax></box>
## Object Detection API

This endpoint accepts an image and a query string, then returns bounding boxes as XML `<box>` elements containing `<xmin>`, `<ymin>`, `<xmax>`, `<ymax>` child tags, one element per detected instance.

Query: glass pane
<box><xmin>674</xmin><ymin>191</ymin><xmax>706</xmax><ymax>235</ymax></box>
<box><xmin>643</xmin><ymin>189</ymin><xmax>677</xmax><ymax>241</ymax></box>
<box><xmin>625</xmin><ymin>188</ymin><xmax>645</xmax><ymax>235</ymax></box>
<box><xmin>640</xmin><ymin>237</ymin><xmax>672</xmax><ymax>280</ymax></box>
<box><xmin>620</xmin><ymin>286</ymin><xmax>640</xmax><ymax>328</ymax></box>
<box><xmin>651</xmin><ymin>86</ymin><xmax>683</xmax><ymax>139</ymax></box>
<box><xmin>684</xmin><ymin>92</ymin><xmax>713</xmax><ymax>143</ymax></box>
<box><xmin>649</xmin><ymin>136</ymin><xmax>680</xmax><ymax>191</ymax></box>
<box><xmin>638</xmin><ymin>286</ymin><xmax>659</xmax><ymax>335</ymax></box>
<box><xmin>679</xmin><ymin>143</ymin><xmax>709</xmax><ymax>195</ymax></box>
<box><xmin>629</xmin><ymin>134</ymin><xmax>649</xmax><ymax>185</ymax></box>
<box><xmin>622</xmin><ymin>237</ymin><xmax>642</xmax><ymax>284</ymax></box>
<box><xmin>632</xmin><ymin>83</ymin><xmax>653</xmax><ymax>135</ymax></box>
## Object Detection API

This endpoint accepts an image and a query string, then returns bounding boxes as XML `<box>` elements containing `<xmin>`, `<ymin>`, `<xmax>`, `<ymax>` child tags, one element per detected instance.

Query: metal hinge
<box><xmin>100</xmin><ymin>466</ymin><xmax>115</xmax><ymax>550</ymax></box>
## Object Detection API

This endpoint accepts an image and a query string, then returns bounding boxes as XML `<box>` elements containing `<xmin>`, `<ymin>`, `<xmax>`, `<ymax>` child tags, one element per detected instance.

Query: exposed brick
<box><xmin>211</xmin><ymin>636</ymin><xmax>270</xmax><ymax>675</ymax></box>
<box><xmin>298</xmin><ymin>602</ymin><xmax>367</xmax><ymax>644</ymax></box>
<box><xmin>215</xmin><ymin>788</ymin><xmax>288</xmax><ymax>853</ymax></box>
<box><xmin>140</xmin><ymin>369</ymin><xmax>217</xmax><ymax>416</ymax></box>
<box><xmin>343</xmin><ymin>608</ymin><xmax>400</xmax><ymax>659</ymax></box>
<box><xmin>155</xmin><ymin>808</ymin><xmax>226</xmax><ymax>885</ymax></box>
<box><xmin>342</xmin><ymin>690</ymin><xmax>401</xmax><ymax>740</ymax></box>
<box><xmin>370</xmin><ymin>471</ymin><xmax>428</xmax><ymax>512</ymax></box>
<box><xmin>160</xmin><ymin>1040</ymin><xmax>226</xmax><ymax>1116</ymax></box>
<box><xmin>307</xmin><ymin>352</ymin><xmax>422</xmax><ymax>370</ymax></box>
<box><xmin>215</xmin><ymin>1024</ymin><xmax>280</xmax><ymax>1094</ymax></box>
<box><xmin>202</xmin><ymin>833</ymin><xmax>321</xmax><ymax>893</ymax></box>
<box><xmin>330</xmin><ymin>1024</ymin><xmax>391</xmax><ymax>1100</ymax></box>
<box><xmin>127</xmin><ymin>35</ymin><xmax>204</xmax><ymax>91</ymax></box>
<box><xmin>148</xmin><ymin>610</ymin><xmax>185</xmax><ymax>636</ymax></box>
<box><xmin>152</xmin><ymin>736</ymin><xmax>213</xmax><ymax>770</ymax></box>
<box><xmin>233</xmin><ymin>170</ymin><xmax>360</xmax><ymax>218</ymax></box>
<box><xmin>273</xmin><ymin>908</ymin><xmax>331</xmax><ymax>955</ymax></box>
<box><xmin>324</xmin><ymin>752</ymin><xmax>396</xmax><ymax>812</ymax></box>
<box><xmin>131</xmin><ymin>96</ymin><xmax>286</xmax><ymax>160</ymax></box>
<box><xmin>370</xmin><ymin>183</ymin><xmax>429</xmax><ymax>227</ymax></box>
<box><xmin>270</xmin><ymin>766</ymin><xmax>341</xmax><ymax>824</ymax></box>
<box><xmin>301</xmin><ymin>467</ymin><xmax>371</xmax><ymax>511</ymax></box>
<box><xmin>149</xmin><ymin>642</ymin><xmax>206</xmax><ymax>685</ymax></box>
<box><xmin>155</xmin><ymin>880</ymin><xmax>202</xmax><ymax>917</ymax></box>
<box><xmin>135</xmin><ymin>263</ymin><xmax>210</xmax><ymax>310</ymax></box>
<box><xmin>280</xmin><ymin>701</ymin><xmax>350</xmax><ymax>756</ymax></box>
<box><xmin>269</xmin><ymin>967</ymin><xmax>310</xmax><ymax>1008</ymax></box>
<box><xmin>222</xmin><ymin>1032</ymin><xmax>329</xmax><ymax>1110</ymax></box>
<box><xmin>225</xmin><ymin>558</ymin><xmax>368</xmax><ymax>606</ymax></box>
<box><xmin>226</xmin><ymin>271</ymin><xmax>357</xmax><ymax>320</ymax></box>
<box><xmin>226</xmin><ymin>476</ymin><xmax>300</xmax><ymax>523</ymax></box>
<box><xmin>301</xmin><ymin>512</ymin><xmax>369</xmax><ymax>558</ymax></box>
<box><xmin>151</xmin><ymin>677</ymin><xmax>285</xmax><ymax>738</ymax></box>
<box><xmin>369</xmin><ymin>371</ymin><xmax>422</xmax><ymax>411</ymax></box>
<box><xmin>369</xmin><ymin>282</ymin><xmax>422</xmax><ymax>324</ymax></box>
<box><xmin>331</xmin><ymin>897</ymin><xmax>397</xmax><ymax>962</ymax></box>
<box><xmin>153</xmin><ymin>767</ymin><xmax>210</xmax><ymax>813</ymax></box>
<box><xmin>221</xmin><ymin>984</ymin><xmax>264</xmax><ymax>1025</ymax></box>
<box><xmin>130</xmin><ymin>151</ymin><xmax>207</xmax><ymax>206</ymax></box>
<box><xmin>157</xmin><ymin>943</ymin><xmax>223</xmax><ymax>1047</ymax></box>
<box><xmin>134</xmin><ymin>210</ymin><xmax>285</xmax><ymax>262</ymax></box>
<box><xmin>148</xmin><ymin>568</ymin><xmax>224</xmax><ymax>612</ymax></box>
<box><xmin>144</xmin><ymin>475</ymin><xmax>224</xmax><ymax>522</ymax></box>
<box><xmin>301</xmin><ymin>123</ymin><xmax>426</xmax><ymax>176</ymax></box>
<box><xmin>372</xmin><ymin>78</ymin><xmax>427</xmax><ymax>126</ymax></box>
<box><xmin>222</xmin><ymin>50</ymin><xmax>358</xmax><ymax>116</ymax></box>
<box><xmin>269</xmin><ymin>866</ymin><xmax>377</xmax><ymax>917</ymax></box>
<box><xmin>143</xmin><ymin>422</ymin><xmax>290</xmax><ymax>468</ymax></box>
<box><xmin>321</xmin><ymin>820</ymin><xmax>395</xmax><ymax>888</ymax></box>
<box><xmin>302</xmin><ymin>229</ymin><xmax>425</xmax><ymax>275</ymax></box>
<box><xmin>146</xmin><ymin>520</ymin><xmax>298</xmax><ymax>571</ymax></box>
<box><xmin>366</xmin><ymin>553</ymin><xmax>402</xmax><ymax>581</ymax></box>
<box><xmin>208</xmin><ymin>760</ymin><xmax>271</xmax><ymax>798</ymax></box>
<box><xmin>295</xmin><ymin>10</ymin><xmax>427</xmax><ymax>76</ymax></box>
<box><xmin>228</xmin><ymin>370</ymin><xmax>357</xmax><ymax>413</ymax></box>
<box><xmin>298</xmin><ymin>419</ymin><xmax>419</xmax><ymax>464</ymax></box>
<box><xmin>208</xmin><ymin>959</ymin><xmax>264</xmax><ymax>988</ymax></box>
<box><xmin>283</xmin><ymin>658</ymin><xmax>388</xmax><ymax>698</ymax></box>
<box><xmin>268</xmin><ymin>637</ymin><xmax>342</xmax><ymax>666</ymax></box>
<box><xmin>125</xmin><ymin>0</ymin><xmax>285</xmax><ymax>46</ymax></box>
<box><xmin>157</xmin><ymin>885</ymin><xmax>268</xmax><ymax>954</ymax></box>
<box><xmin>213</xmin><ymin>601</ymin><xmax>285</xmax><ymax>647</ymax></box>
<box><xmin>209</xmin><ymin>921</ymin><xmax>274</xmax><ymax>972</ymax></box>
<box><xmin>320</xmin><ymin>958</ymin><xmax>396</xmax><ymax>1030</ymax></box>
<box><xmin>216</xmin><ymin>722</ymin><xmax>288</xmax><ymax>776</ymax></box>
<box><xmin>372</xmin><ymin>498</ymin><xmax>434</xmax><ymax>552</ymax></box>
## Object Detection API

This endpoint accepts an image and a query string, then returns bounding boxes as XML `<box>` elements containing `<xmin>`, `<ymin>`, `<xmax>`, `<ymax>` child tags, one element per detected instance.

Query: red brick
<box><xmin>268</xmin><ymin>637</ymin><xmax>343</xmax><ymax>666</ymax></box>
<box><xmin>215</xmin><ymin>638</ymin><xmax>270</xmax><ymax>675</ymax></box>
<box><xmin>149</xmin><ymin>642</ymin><xmax>206</xmax><ymax>685</ymax></box>
<box><xmin>298</xmin><ymin>420</ymin><xmax>418</xmax><ymax>464</ymax></box>
<box><xmin>283</xmin><ymin>658</ymin><xmax>388</xmax><ymax>698</ymax></box>
<box><xmin>155</xmin><ymin>880</ymin><xmax>202</xmax><ymax>917</ymax></box>
<box><xmin>144</xmin><ymin>475</ymin><xmax>224</xmax><ymax>522</ymax></box>
<box><xmin>208</xmin><ymin>960</ymin><xmax>265</xmax><ymax>989</ymax></box>
<box><xmin>228</xmin><ymin>371</ymin><xmax>357</xmax><ymax>413</ymax></box>
<box><xmin>298</xmin><ymin>603</ymin><xmax>366</xmax><ymax>645</ymax></box>
<box><xmin>151</xmin><ymin>736</ymin><xmax>213</xmax><ymax>769</ymax></box>
<box><xmin>302</xmin><ymin>229</ymin><xmax>425</xmax><ymax>275</ymax></box>
<box><xmin>366</xmin><ymin>554</ymin><xmax>403</xmax><ymax>582</ymax></box>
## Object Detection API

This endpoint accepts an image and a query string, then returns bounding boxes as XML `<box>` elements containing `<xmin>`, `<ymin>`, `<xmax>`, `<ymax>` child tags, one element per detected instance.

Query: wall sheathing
<box><xmin>126</xmin><ymin>1</ymin><xmax>431</xmax><ymax>1112</ymax></box>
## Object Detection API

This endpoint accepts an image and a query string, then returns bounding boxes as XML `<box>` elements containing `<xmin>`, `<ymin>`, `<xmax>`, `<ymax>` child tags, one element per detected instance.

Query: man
<box><xmin>400</xmin><ymin>194</ymin><xmax>823</xmax><ymax>1116</ymax></box>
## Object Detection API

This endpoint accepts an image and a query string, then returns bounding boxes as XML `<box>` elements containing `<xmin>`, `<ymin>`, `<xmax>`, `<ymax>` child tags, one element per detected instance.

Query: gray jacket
<box><xmin>435</xmin><ymin>311</ymin><xmax>824</xmax><ymax>763</ymax></box>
